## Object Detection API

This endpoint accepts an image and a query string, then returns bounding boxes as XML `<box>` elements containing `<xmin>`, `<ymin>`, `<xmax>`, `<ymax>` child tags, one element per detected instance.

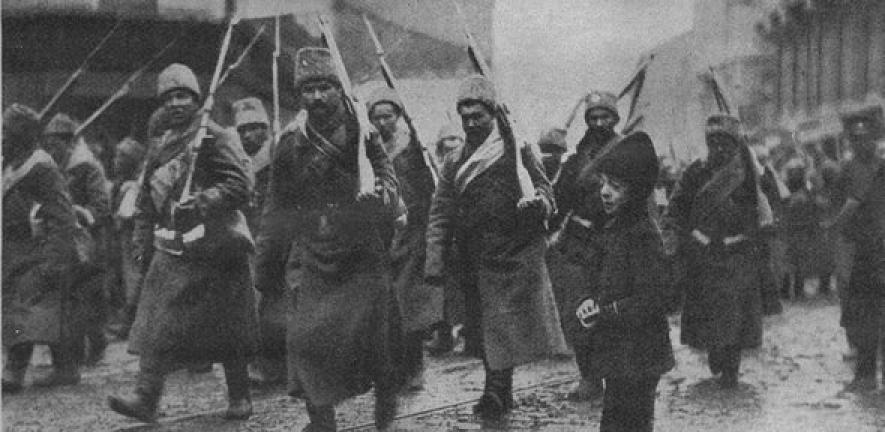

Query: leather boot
<box><xmin>33</xmin><ymin>344</ymin><xmax>81</xmax><ymax>388</ymax></box>
<box><xmin>303</xmin><ymin>402</ymin><xmax>336</xmax><ymax>432</ymax></box>
<box><xmin>223</xmin><ymin>360</ymin><xmax>252</xmax><ymax>420</ymax></box>
<box><xmin>473</xmin><ymin>367</ymin><xmax>513</xmax><ymax>420</ymax></box>
<box><xmin>374</xmin><ymin>384</ymin><xmax>398</xmax><ymax>431</ymax></box>
<box><xmin>107</xmin><ymin>371</ymin><xmax>164</xmax><ymax>423</ymax></box>
<box><xmin>2</xmin><ymin>343</ymin><xmax>33</xmax><ymax>394</ymax></box>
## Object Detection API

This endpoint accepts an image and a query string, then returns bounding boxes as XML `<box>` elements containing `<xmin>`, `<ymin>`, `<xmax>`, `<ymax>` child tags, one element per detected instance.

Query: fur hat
<box><xmin>293</xmin><ymin>47</ymin><xmax>340</xmax><ymax>90</ymax></box>
<box><xmin>596</xmin><ymin>131</ymin><xmax>659</xmax><ymax>201</ymax></box>
<box><xmin>585</xmin><ymin>91</ymin><xmax>619</xmax><ymax>121</ymax></box>
<box><xmin>3</xmin><ymin>103</ymin><xmax>41</xmax><ymax>142</ymax></box>
<box><xmin>157</xmin><ymin>63</ymin><xmax>201</xmax><ymax>99</ymax></box>
<box><xmin>116</xmin><ymin>137</ymin><xmax>147</xmax><ymax>160</ymax></box>
<box><xmin>44</xmin><ymin>113</ymin><xmax>79</xmax><ymax>137</ymax></box>
<box><xmin>456</xmin><ymin>75</ymin><xmax>496</xmax><ymax>111</ymax></box>
<box><xmin>436</xmin><ymin>122</ymin><xmax>464</xmax><ymax>142</ymax></box>
<box><xmin>705</xmin><ymin>114</ymin><xmax>741</xmax><ymax>140</ymax></box>
<box><xmin>538</xmin><ymin>127</ymin><xmax>568</xmax><ymax>152</ymax></box>
<box><xmin>366</xmin><ymin>87</ymin><xmax>403</xmax><ymax>115</ymax></box>
<box><xmin>232</xmin><ymin>97</ymin><xmax>269</xmax><ymax>128</ymax></box>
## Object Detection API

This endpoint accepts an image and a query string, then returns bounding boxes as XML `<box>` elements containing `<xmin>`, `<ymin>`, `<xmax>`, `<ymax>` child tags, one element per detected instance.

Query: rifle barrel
<box><xmin>38</xmin><ymin>19</ymin><xmax>123</xmax><ymax>120</ymax></box>
<box><xmin>75</xmin><ymin>33</ymin><xmax>182</xmax><ymax>136</ymax></box>
<box><xmin>218</xmin><ymin>24</ymin><xmax>267</xmax><ymax>87</ymax></box>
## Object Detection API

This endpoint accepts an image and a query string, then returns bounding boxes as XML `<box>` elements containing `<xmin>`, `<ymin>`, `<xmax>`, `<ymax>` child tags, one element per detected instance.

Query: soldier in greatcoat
<box><xmin>231</xmin><ymin>97</ymin><xmax>287</xmax><ymax>386</ymax></box>
<box><xmin>107</xmin><ymin>63</ymin><xmax>258</xmax><ymax>422</ymax></box>
<box><xmin>106</xmin><ymin>136</ymin><xmax>148</xmax><ymax>339</ymax></box>
<box><xmin>265</xmin><ymin>48</ymin><xmax>403</xmax><ymax>432</ymax></box>
<box><xmin>547</xmin><ymin>91</ymin><xmax>622</xmax><ymax>400</ymax></box>
<box><xmin>664</xmin><ymin>115</ymin><xmax>772</xmax><ymax>388</ymax></box>
<box><xmin>825</xmin><ymin>115</ymin><xmax>885</xmax><ymax>392</ymax></box>
<box><xmin>424</xmin><ymin>75</ymin><xmax>568</xmax><ymax>420</ymax></box>
<box><xmin>41</xmin><ymin>113</ymin><xmax>112</xmax><ymax>366</ymax></box>
<box><xmin>2</xmin><ymin>104</ymin><xmax>88</xmax><ymax>393</ymax></box>
<box><xmin>366</xmin><ymin>86</ymin><xmax>440</xmax><ymax>391</ymax></box>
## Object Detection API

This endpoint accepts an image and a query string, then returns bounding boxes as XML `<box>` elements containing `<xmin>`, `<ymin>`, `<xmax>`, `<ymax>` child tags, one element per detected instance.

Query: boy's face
<box><xmin>599</xmin><ymin>173</ymin><xmax>629</xmax><ymax>215</ymax></box>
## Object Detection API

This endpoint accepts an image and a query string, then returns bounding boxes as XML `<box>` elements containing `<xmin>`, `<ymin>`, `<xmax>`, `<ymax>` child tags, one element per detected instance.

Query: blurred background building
<box><xmin>625</xmin><ymin>0</ymin><xmax>884</xmax><ymax>163</ymax></box>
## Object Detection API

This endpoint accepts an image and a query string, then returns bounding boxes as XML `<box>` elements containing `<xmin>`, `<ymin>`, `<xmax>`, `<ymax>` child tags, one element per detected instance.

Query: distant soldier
<box><xmin>548</xmin><ymin>91</ymin><xmax>622</xmax><ymax>401</ymax></box>
<box><xmin>231</xmin><ymin>96</ymin><xmax>287</xmax><ymax>386</ymax></box>
<box><xmin>825</xmin><ymin>114</ymin><xmax>885</xmax><ymax>392</ymax></box>
<box><xmin>268</xmin><ymin>48</ymin><xmax>402</xmax><ymax>431</ymax></box>
<box><xmin>665</xmin><ymin>115</ymin><xmax>772</xmax><ymax>388</ymax></box>
<box><xmin>537</xmin><ymin>126</ymin><xmax>568</xmax><ymax>182</ymax></box>
<box><xmin>425</xmin><ymin>75</ymin><xmax>567</xmax><ymax>420</ymax></box>
<box><xmin>107</xmin><ymin>136</ymin><xmax>149</xmax><ymax>339</ymax></box>
<box><xmin>108</xmin><ymin>63</ymin><xmax>258</xmax><ymax>422</ymax></box>
<box><xmin>2</xmin><ymin>104</ymin><xmax>87</xmax><ymax>393</ymax></box>
<box><xmin>41</xmin><ymin>113</ymin><xmax>112</xmax><ymax>367</ymax></box>
<box><xmin>231</xmin><ymin>97</ymin><xmax>273</xmax><ymax>233</ymax></box>
<box><xmin>366</xmin><ymin>87</ymin><xmax>439</xmax><ymax>391</ymax></box>
<box><xmin>426</xmin><ymin>122</ymin><xmax>466</xmax><ymax>356</ymax></box>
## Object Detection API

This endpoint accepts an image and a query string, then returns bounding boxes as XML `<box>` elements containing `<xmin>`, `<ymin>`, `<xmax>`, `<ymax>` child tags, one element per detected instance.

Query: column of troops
<box><xmin>3</xmin><ymin>46</ymin><xmax>884</xmax><ymax>432</ymax></box>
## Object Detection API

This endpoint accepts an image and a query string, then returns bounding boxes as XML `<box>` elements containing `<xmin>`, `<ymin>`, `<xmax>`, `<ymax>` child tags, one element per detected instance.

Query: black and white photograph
<box><xmin>2</xmin><ymin>0</ymin><xmax>885</xmax><ymax>430</ymax></box>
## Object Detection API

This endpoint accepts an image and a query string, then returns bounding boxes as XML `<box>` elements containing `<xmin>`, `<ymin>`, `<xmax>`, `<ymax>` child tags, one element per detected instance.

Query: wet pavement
<box><xmin>4</xmin><ymin>298</ymin><xmax>885</xmax><ymax>431</ymax></box>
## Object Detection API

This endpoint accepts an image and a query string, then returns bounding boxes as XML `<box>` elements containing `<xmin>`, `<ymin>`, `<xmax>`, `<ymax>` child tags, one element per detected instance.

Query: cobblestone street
<box><xmin>4</xmin><ymin>299</ymin><xmax>884</xmax><ymax>431</ymax></box>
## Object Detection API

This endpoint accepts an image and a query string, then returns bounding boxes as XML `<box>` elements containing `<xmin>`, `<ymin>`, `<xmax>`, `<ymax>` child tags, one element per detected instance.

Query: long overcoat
<box><xmin>381</xmin><ymin>128</ymin><xmax>441</xmax><ymax>332</ymax></box>
<box><xmin>566</xmin><ymin>213</ymin><xmax>677</xmax><ymax>378</ymax></box>
<box><xmin>128</xmin><ymin>119</ymin><xmax>258</xmax><ymax>364</ymax></box>
<box><xmin>665</xmin><ymin>160</ymin><xmax>765</xmax><ymax>350</ymax></box>
<box><xmin>63</xmin><ymin>140</ymin><xmax>112</xmax><ymax>329</ymax></box>
<box><xmin>268</xmin><ymin>114</ymin><xmax>402</xmax><ymax>407</ymax></box>
<box><xmin>3</xmin><ymin>150</ymin><xmax>85</xmax><ymax>346</ymax></box>
<box><xmin>425</xmin><ymin>125</ymin><xmax>568</xmax><ymax>370</ymax></box>
<box><xmin>548</xmin><ymin>130</ymin><xmax>620</xmax><ymax>346</ymax></box>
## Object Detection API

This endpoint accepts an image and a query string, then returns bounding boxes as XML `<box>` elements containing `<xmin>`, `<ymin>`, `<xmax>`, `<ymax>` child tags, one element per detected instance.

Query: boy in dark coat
<box><xmin>573</xmin><ymin>132</ymin><xmax>677</xmax><ymax>432</ymax></box>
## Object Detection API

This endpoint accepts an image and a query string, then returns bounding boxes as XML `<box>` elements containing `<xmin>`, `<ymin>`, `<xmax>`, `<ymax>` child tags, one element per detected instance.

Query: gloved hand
<box><xmin>171</xmin><ymin>195</ymin><xmax>202</xmax><ymax>233</ymax></box>
<box><xmin>73</xmin><ymin>205</ymin><xmax>94</xmax><ymax>227</ymax></box>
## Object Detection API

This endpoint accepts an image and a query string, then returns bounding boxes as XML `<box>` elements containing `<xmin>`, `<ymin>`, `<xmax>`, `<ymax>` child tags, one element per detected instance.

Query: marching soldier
<box><xmin>107</xmin><ymin>136</ymin><xmax>149</xmax><ymax>339</ymax></box>
<box><xmin>664</xmin><ymin>115</ymin><xmax>771</xmax><ymax>388</ymax></box>
<box><xmin>366</xmin><ymin>86</ymin><xmax>440</xmax><ymax>391</ymax></box>
<box><xmin>424</xmin><ymin>75</ymin><xmax>568</xmax><ymax>420</ymax></box>
<box><xmin>268</xmin><ymin>48</ymin><xmax>402</xmax><ymax>431</ymax></box>
<box><xmin>548</xmin><ymin>91</ymin><xmax>622</xmax><ymax>400</ymax></box>
<box><xmin>41</xmin><ymin>113</ymin><xmax>112</xmax><ymax>367</ymax></box>
<box><xmin>107</xmin><ymin>63</ymin><xmax>258</xmax><ymax>422</ymax></box>
<box><xmin>426</xmin><ymin>122</ymin><xmax>466</xmax><ymax>357</ymax></box>
<box><xmin>537</xmin><ymin>126</ymin><xmax>568</xmax><ymax>182</ymax></box>
<box><xmin>231</xmin><ymin>97</ymin><xmax>286</xmax><ymax>386</ymax></box>
<box><xmin>825</xmin><ymin>114</ymin><xmax>885</xmax><ymax>392</ymax></box>
<box><xmin>2</xmin><ymin>104</ymin><xmax>88</xmax><ymax>392</ymax></box>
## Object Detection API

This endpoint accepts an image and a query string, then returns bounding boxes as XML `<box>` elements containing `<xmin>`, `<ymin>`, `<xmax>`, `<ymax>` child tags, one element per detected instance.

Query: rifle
<box><xmin>272</xmin><ymin>15</ymin><xmax>283</xmax><ymax>151</ymax></box>
<box><xmin>217</xmin><ymin>24</ymin><xmax>267</xmax><ymax>87</ymax></box>
<box><xmin>38</xmin><ymin>19</ymin><xmax>123</xmax><ymax>121</ymax></box>
<box><xmin>449</xmin><ymin>0</ymin><xmax>534</xmax><ymax>200</ymax></box>
<box><xmin>74</xmin><ymin>32</ymin><xmax>183</xmax><ymax>137</ymax></box>
<box><xmin>562</xmin><ymin>93</ymin><xmax>587</xmax><ymax>132</ymax></box>
<box><xmin>160</xmin><ymin>15</ymin><xmax>239</xmax><ymax>255</ymax></box>
<box><xmin>361</xmin><ymin>14</ymin><xmax>438</xmax><ymax>185</ymax></box>
<box><xmin>316</xmin><ymin>14</ymin><xmax>376</xmax><ymax>197</ymax></box>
